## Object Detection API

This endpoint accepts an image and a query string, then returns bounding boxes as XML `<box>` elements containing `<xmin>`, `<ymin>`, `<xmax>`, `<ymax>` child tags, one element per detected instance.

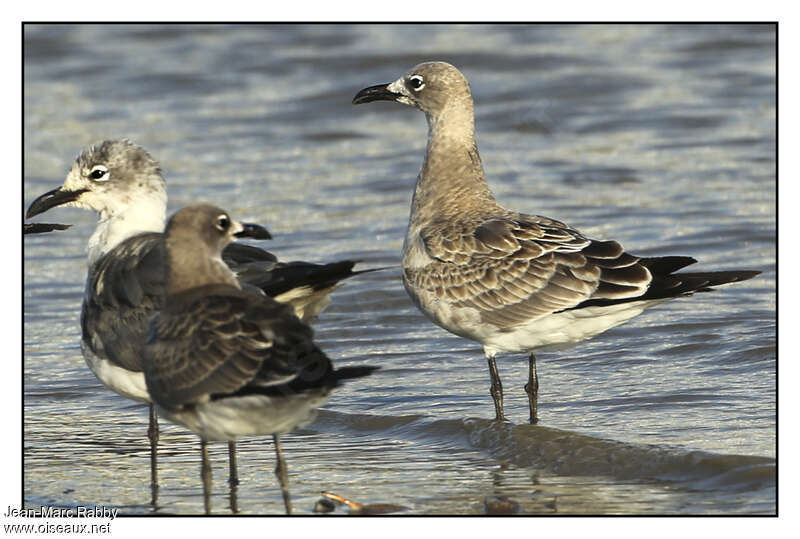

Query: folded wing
<box><xmin>143</xmin><ymin>286</ymin><xmax>334</xmax><ymax>410</ymax></box>
<box><xmin>405</xmin><ymin>214</ymin><xmax>657</xmax><ymax>328</ymax></box>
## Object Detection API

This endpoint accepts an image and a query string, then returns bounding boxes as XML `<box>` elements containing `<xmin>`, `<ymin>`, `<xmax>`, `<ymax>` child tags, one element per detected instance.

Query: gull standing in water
<box><xmin>353</xmin><ymin>61</ymin><xmax>759</xmax><ymax>424</ymax></box>
<box><xmin>143</xmin><ymin>204</ymin><xmax>378</xmax><ymax>514</ymax></box>
<box><xmin>26</xmin><ymin>140</ymin><xmax>375</xmax><ymax>502</ymax></box>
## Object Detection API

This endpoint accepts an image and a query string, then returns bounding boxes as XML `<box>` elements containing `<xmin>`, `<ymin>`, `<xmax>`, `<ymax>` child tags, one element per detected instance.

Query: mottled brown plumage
<box><xmin>142</xmin><ymin>204</ymin><xmax>377</xmax><ymax>514</ymax></box>
<box><xmin>354</xmin><ymin>61</ymin><xmax>759</xmax><ymax>423</ymax></box>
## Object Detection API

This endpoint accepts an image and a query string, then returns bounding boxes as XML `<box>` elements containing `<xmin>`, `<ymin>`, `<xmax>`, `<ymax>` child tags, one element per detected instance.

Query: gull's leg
<box><xmin>524</xmin><ymin>353</ymin><xmax>540</xmax><ymax>424</ymax></box>
<box><xmin>486</xmin><ymin>354</ymin><xmax>505</xmax><ymax>421</ymax></box>
<box><xmin>228</xmin><ymin>441</ymin><xmax>239</xmax><ymax>514</ymax></box>
<box><xmin>229</xmin><ymin>480</ymin><xmax>239</xmax><ymax>514</ymax></box>
<box><xmin>272</xmin><ymin>434</ymin><xmax>292</xmax><ymax>515</ymax></box>
<box><xmin>227</xmin><ymin>441</ymin><xmax>239</xmax><ymax>486</ymax></box>
<box><xmin>200</xmin><ymin>439</ymin><xmax>212</xmax><ymax>515</ymax></box>
<box><xmin>147</xmin><ymin>404</ymin><xmax>159</xmax><ymax>506</ymax></box>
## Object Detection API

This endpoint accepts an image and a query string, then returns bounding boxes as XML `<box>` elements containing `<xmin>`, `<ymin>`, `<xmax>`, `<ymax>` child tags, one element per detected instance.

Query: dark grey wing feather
<box><xmin>81</xmin><ymin>232</ymin><xmax>166</xmax><ymax>372</ymax></box>
<box><xmin>222</xmin><ymin>242</ymin><xmax>278</xmax><ymax>266</ymax></box>
<box><xmin>143</xmin><ymin>285</ymin><xmax>338</xmax><ymax>409</ymax></box>
<box><xmin>223</xmin><ymin>243</ymin><xmax>365</xmax><ymax>297</ymax></box>
<box><xmin>224</xmin><ymin>242</ymin><xmax>377</xmax><ymax>321</ymax></box>
<box><xmin>236</xmin><ymin>260</ymin><xmax>358</xmax><ymax>298</ymax></box>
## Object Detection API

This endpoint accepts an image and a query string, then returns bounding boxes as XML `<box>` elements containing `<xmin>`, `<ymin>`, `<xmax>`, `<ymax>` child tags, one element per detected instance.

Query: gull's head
<box><xmin>163</xmin><ymin>203</ymin><xmax>270</xmax><ymax>294</ymax></box>
<box><xmin>26</xmin><ymin>139</ymin><xmax>167</xmax><ymax>221</ymax></box>
<box><xmin>352</xmin><ymin>61</ymin><xmax>473</xmax><ymax>118</ymax></box>
<box><xmin>165</xmin><ymin>203</ymin><xmax>271</xmax><ymax>260</ymax></box>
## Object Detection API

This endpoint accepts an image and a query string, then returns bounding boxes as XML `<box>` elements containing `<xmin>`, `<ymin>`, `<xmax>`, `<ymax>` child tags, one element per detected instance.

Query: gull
<box><xmin>25</xmin><ymin>140</ymin><xmax>374</xmax><ymax>501</ymax></box>
<box><xmin>353</xmin><ymin>61</ymin><xmax>760</xmax><ymax>424</ymax></box>
<box><xmin>143</xmin><ymin>203</ymin><xmax>378</xmax><ymax>514</ymax></box>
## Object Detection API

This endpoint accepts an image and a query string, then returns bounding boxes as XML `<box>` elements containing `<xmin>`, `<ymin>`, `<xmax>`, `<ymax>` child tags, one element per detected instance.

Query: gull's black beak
<box><xmin>24</xmin><ymin>223</ymin><xmax>72</xmax><ymax>235</ymax></box>
<box><xmin>26</xmin><ymin>187</ymin><xmax>88</xmax><ymax>219</ymax></box>
<box><xmin>352</xmin><ymin>83</ymin><xmax>402</xmax><ymax>105</ymax></box>
<box><xmin>235</xmin><ymin>223</ymin><xmax>272</xmax><ymax>240</ymax></box>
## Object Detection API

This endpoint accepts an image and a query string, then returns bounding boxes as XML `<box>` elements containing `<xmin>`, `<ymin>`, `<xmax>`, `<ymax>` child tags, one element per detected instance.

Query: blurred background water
<box><xmin>23</xmin><ymin>23</ymin><xmax>775</xmax><ymax>515</ymax></box>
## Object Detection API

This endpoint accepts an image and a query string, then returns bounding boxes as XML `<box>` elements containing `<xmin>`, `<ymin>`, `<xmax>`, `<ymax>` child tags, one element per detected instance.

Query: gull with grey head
<box><xmin>26</xmin><ymin>139</ymin><xmax>376</xmax><ymax>504</ymax></box>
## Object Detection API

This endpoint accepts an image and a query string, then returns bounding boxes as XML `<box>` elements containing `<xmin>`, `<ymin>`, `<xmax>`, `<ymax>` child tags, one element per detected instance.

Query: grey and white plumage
<box><xmin>26</xmin><ymin>141</ymin><xmax>170</xmax><ymax>409</ymax></box>
<box><xmin>25</xmin><ymin>140</ymin><xmax>375</xmax><ymax>499</ymax></box>
<box><xmin>353</xmin><ymin>61</ymin><xmax>759</xmax><ymax>423</ymax></box>
<box><xmin>143</xmin><ymin>204</ymin><xmax>377</xmax><ymax>513</ymax></box>
<box><xmin>25</xmin><ymin>139</ymin><xmax>372</xmax><ymax>396</ymax></box>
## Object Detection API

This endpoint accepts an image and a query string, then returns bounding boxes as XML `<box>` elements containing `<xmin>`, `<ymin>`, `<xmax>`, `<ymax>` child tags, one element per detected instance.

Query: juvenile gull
<box><xmin>353</xmin><ymin>61</ymin><xmax>760</xmax><ymax>424</ymax></box>
<box><xmin>144</xmin><ymin>204</ymin><xmax>378</xmax><ymax>514</ymax></box>
<box><xmin>25</xmin><ymin>140</ymin><xmax>375</xmax><ymax>500</ymax></box>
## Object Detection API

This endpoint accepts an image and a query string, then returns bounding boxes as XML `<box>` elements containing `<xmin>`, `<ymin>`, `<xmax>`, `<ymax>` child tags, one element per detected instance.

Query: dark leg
<box><xmin>272</xmin><ymin>434</ymin><xmax>292</xmax><ymax>515</ymax></box>
<box><xmin>147</xmin><ymin>404</ymin><xmax>159</xmax><ymax>506</ymax></box>
<box><xmin>229</xmin><ymin>480</ymin><xmax>239</xmax><ymax>514</ymax></box>
<box><xmin>227</xmin><ymin>441</ymin><xmax>239</xmax><ymax>513</ymax></box>
<box><xmin>524</xmin><ymin>353</ymin><xmax>539</xmax><ymax>424</ymax></box>
<box><xmin>227</xmin><ymin>441</ymin><xmax>239</xmax><ymax>486</ymax></box>
<box><xmin>486</xmin><ymin>355</ymin><xmax>505</xmax><ymax>421</ymax></box>
<box><xmin>200</xmin><ymin>439</ymin><xmax>212</xmax><ymax>515</ymax></box>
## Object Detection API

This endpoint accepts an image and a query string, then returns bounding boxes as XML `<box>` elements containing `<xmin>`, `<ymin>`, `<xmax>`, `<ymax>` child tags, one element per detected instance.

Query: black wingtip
<box><xmin>729</xmin><ymin>270</ymin><xmax>761</xmax><ymax>283</ymax></box>
<box><xmin>638</xmin><ymin>256</ymin><xmax>698</xmax><ymax>275</ymax></box>
<box><xmin>248</xmin><ymin>260</ymin><xmax>390</xmax><ymax>298</ymax></box>
<box><xmin>679</xmin><ymin>269</ymin><xmax>762</xmax><ymax>287</ymax></box>
<box><xmin>727</xmin><ymin>270</ymin><xmax>761</xmax><ymax>282</ymax></box>
<box><xmin>350</xmin><ymin>265</ymin><xmax>396</xmax><ymax>276</ymax></box>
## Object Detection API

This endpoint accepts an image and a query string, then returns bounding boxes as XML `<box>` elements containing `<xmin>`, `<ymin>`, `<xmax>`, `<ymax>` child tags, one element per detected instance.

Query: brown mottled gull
<box><xmin>353</xmin><ymin>61</ymin><xmax>759</xmax><ymax>424</ymax></box>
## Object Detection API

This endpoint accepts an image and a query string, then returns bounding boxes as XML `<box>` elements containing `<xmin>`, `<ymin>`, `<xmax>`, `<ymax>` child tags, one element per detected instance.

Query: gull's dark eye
<box><xmin>89</xmin><ymin>165</ymin><xmax>109</xmax><ymax>181</ymax></box>
<box><xmin>216</xmin><ymin>214</ymin><xmax>230</xmax><ymax>232</ymax></box>
<box><xmin>409</xmin><ymin>74</ymin><xmax>425</xmax><ymax>91</ymax></box>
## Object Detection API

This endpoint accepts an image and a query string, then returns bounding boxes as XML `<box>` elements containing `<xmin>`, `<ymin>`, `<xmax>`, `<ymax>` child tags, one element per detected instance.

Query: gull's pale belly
<box><xmin>403</xmin><ymin>259</ymin><xmax>665</xmax><ymax>357</ymax></box>
<box><xmin>157</xmin><ymin>390</ymin><xmax>331</xmax><ymax>442</ymax></box>
<box><xmin>81</xmin><ymin>340</ymin><xmax>151</xmax><ymax>403</ymax></box>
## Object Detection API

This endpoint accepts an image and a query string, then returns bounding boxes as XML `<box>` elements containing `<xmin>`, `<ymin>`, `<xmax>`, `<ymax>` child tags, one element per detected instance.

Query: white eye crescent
<box><xmin>88</xmin><ymin>165</ymin><xmax>109</xmax><ymax>181</ymax></box>
<box><xmin>216</xmin><ymin>214</ymin><xmax>230</xmax><ymax>232</ymax></box>
<box><xmin>408</xmin><ymin>74</ymin><xmax>425</xmax><ymax>91</ymax></box>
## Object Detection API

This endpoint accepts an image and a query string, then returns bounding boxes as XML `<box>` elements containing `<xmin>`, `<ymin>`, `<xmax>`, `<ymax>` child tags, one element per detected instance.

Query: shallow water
<box><xmin>23</xmin><ymin>24</ymin><xmax>775</xmax><ymax>515</ymax></box>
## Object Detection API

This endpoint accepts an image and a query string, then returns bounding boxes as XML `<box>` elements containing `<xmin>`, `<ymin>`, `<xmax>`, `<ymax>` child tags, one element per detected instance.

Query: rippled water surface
<box><xmin>23</xmin><ymin>24</ymin><xmax>775</xmax><ymax>515</ymax></box>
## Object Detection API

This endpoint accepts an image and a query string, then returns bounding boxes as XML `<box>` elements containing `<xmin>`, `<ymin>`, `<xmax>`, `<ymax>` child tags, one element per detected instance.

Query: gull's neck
<box><xmin>87</xmin><ymin>192</ymin><xmax>167</xmax><ymax>265</ymax></box>
<box><xmin>410</xmin><ymin>100</ymin><xmax>497</xmax><ymax>229</ymax></box>
<box><xmin>164</xmin><ymin>245</ymin><xmax>240</xmax><ymax>297</ymax></box>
